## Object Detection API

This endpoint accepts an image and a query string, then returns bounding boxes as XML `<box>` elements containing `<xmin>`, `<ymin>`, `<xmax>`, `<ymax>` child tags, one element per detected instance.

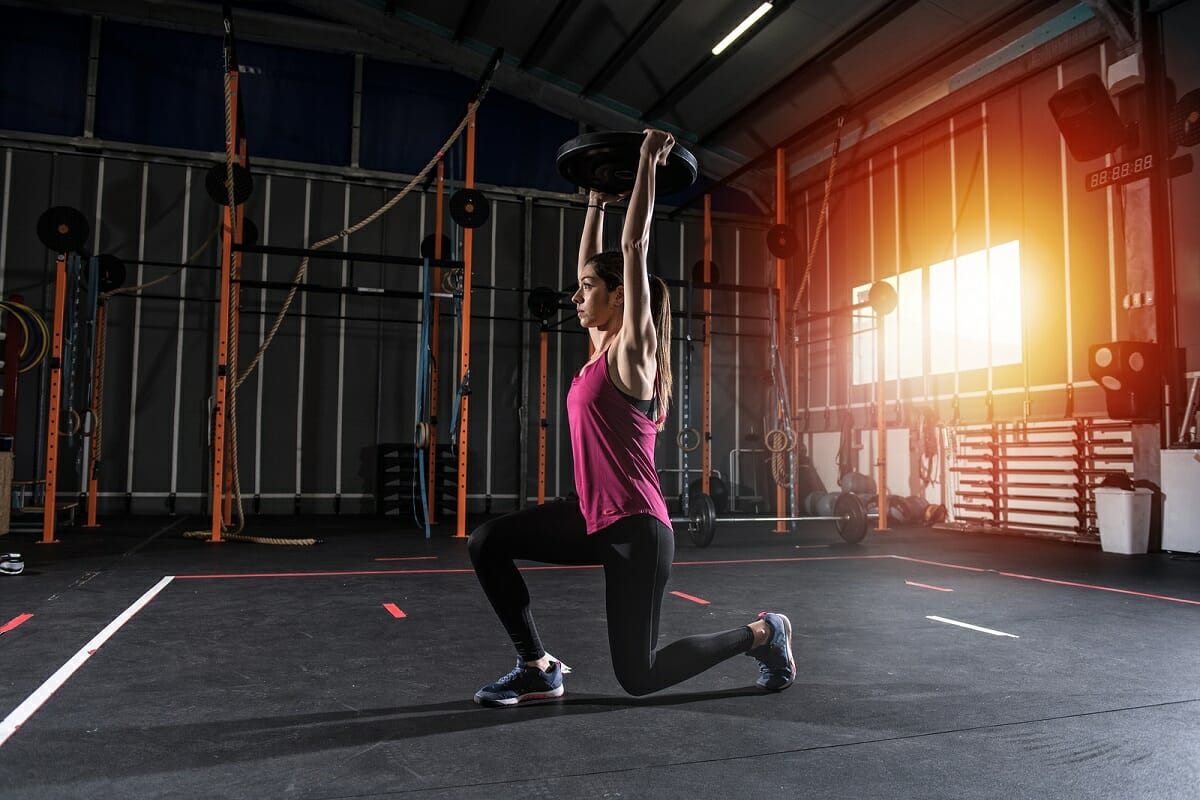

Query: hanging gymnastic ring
<box><xmin>676</xmin><ymin>427</ymin><xmax>701</xmax><ymax>453</ymax></box>
<box><xmin>765</xmin><ymin>428</ymin><xmax>792</xmax><ymax>453</ymax></box>
<box><xmin>414</xmin><ymin>421</ymin><xmax>430</xmax><ymax>449</ymax></box>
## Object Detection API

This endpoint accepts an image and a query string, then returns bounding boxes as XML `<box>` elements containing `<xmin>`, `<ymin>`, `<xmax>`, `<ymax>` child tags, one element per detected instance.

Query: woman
<box><xmin>468</xmin><ymin>128</ymin><xmax>794</xmax><ymax>706</ymax></box>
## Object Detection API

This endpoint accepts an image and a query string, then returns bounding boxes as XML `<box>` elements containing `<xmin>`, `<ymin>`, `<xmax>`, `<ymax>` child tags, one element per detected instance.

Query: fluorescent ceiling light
<box><xmin>711</xmin><ymin>2</ymin><xmax>773</xmax><ymax>55</ymax></box>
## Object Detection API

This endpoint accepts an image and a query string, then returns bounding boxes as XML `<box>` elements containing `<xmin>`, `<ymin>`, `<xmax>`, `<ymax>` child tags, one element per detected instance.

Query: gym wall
<box><xmin>786</xmin><ymin>22</ymin><xmax>1199</xmax><ymax>435</ymax></box>
<box><xmin>0</xmin><ymin>6</ymin><xmax>771</xmax><ymax>517</ymax></box>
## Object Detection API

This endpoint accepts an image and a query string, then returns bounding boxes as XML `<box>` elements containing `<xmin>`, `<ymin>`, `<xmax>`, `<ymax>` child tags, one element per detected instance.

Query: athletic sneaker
<box><xmin>747</xmin><ymin>612</ymin><xmax>795</xmax><ymax>691</ymax></box>
<box><xmin>0</xmin><ymin>554</ymin><xmax>23</xmax><ymax>576</ymax></box>
<box><xmin>474</xmin><ymin>658</ymin><xmax>564</xmax><ymax>707</ymax></box>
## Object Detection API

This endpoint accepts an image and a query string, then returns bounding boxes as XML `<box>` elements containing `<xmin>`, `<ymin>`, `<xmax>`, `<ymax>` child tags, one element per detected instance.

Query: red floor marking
<box><xmin>886</xmin><ymin>556</ymin><xmax>989</xmax><ymax>574</ymax></box>
<box><xmin>995</xmin><ymin>570</ymin><xmax>1200</xmax><ymax>606</ymax></box>
<box><xmin>670</xmin><ymin>591</ymin><xmax>710</xmax><ymax>605</ymax></box>
<box><xmin>383</xmin><ymin>603</ymin><xmax>407</xmax><ymax>618</ymax></box>
<box><xmin>0</xmin><ymin>614</ymin><xmax>32</xmax><ymax>634</ymax></box>
<box><xmin>889</xmin><ymin>556</ymin><xmax>1200</xmax><ymax>606</ymax></box>
<box><xmin>905</xmin><ymin>581</ymin><xmax>954</xmax><ymax>592</ymax></box>
<box><xmin>373</xmin><ymin>556</ymin><xmax>438</xmax><ymax>562</ymax></box>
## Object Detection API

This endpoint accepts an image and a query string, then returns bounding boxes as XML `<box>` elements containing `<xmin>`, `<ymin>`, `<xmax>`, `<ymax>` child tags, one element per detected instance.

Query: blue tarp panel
<box><xmin>360</xmin><ymin>59</ymin><xmax>576</xmax><ymax>193</ymax></box>
<box><xmin>0</xmin><ymin>7</ymin><xmax>89</xmax><ymax>137</ymax></box>
<box><xmin>95</xmin><ymin>21</ymin><xmax>224</xmax><ymax>152</ymax></box>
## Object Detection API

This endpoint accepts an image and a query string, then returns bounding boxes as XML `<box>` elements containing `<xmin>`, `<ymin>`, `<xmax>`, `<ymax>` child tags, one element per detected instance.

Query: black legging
<box><xmin>468</xmin><ymin>499</ymin><xmax>754</xmax><ymax>696</ymax></box>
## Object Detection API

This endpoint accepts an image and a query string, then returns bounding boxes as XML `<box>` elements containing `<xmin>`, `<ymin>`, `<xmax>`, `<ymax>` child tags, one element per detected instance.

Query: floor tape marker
<box><xmin>670</xmin><ymin>591</ymin><xmax>711</xmax><ymax>605</ymax></box>
<box><xmin>0</xmin><ymin>614</ymin><xmax>33</xmax><ymax>635</ymax></box>
<box><xmin>906</xmin><ymin>581</ymin><xmax>954</xmax><ymax>592</ymax></box>
<box><xmin>383</xmin><ymin>603</ymin><xmax>407</xmax><ymax>618</ymax></box>
<box><xmin>0</xmin><ymin>575</ymin><xmax>174</xmax><ymax>748</ymax></box>
<box><xmin>927</xmin><ymin>615</ymin><xmax>1019</xmax><ymax>638</ymax></box>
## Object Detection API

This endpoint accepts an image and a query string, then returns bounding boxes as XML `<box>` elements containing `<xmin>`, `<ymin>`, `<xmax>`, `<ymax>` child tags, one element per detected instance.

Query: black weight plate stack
<box><xmin>556</xmin><ymin>131</ymin><xmax>699</xmax><ymax>196</ymax></box>
<box><xmin>1171</xmin><ymin>89</ymin><xmax>1200</xmax><ymax>148</ymax></box>
<box><xmin>240</xmin><ymin>217</ymin><xmax>259</xmax><ymax>247</ymax></box>
<box><xmin>449</xmin><ymin>189</ymin><xmax>490</xmax><ymax>229</ymax></box>
<box><xmin>96</xmin><ymin>254</ymin><xmax>126</xmax><ymax>292</ymax></box>
<box><xmin>421</xmin><ymin>234</ymin><xmax>451</xmax><ymax>260</ymax></box>
<box><xmin>527</xmin><ymin>286</ymin><xmax>562</xmax><ymax>322</ymax></box>
<box><xmin>36</xmin><ymin>206</ymin><xmax>90</xmax><ymax>253</ymax></box>
<box><xmin>205</xmin><ymin>162</ymin><xmax>254</xmax><ymax>206</ymax></box>
<box><xmin>766</xmin><ymin>223</ymin><xmax>798</xmax><ymax>259</ymax></box>
<box><xmin>690</xmin><ymin>259</ymin><xmax>720</xmax><ymax>286</ymax></box>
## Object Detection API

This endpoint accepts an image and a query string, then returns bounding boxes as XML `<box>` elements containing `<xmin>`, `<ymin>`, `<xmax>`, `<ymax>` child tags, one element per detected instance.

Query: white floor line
<box><xmin>0</xmin><ymin>576</ymin><xmax>175</xmax><ymax>747</ymax></box>
<box><xmin>926</xmin><ymin>615</ymin><xmax>1019</xmax><ymax>638</ymax></box>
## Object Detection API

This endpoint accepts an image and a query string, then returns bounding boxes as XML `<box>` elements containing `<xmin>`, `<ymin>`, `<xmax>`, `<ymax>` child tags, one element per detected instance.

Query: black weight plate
<box><xmin>1172</xmin><ymin>89</ymin><xmax>1200</xmax><ymax>148</ymax></box>
<box><xmin>690</xmin><ymin>259</ymin><xmax>721</xmax><ymax>286</ymax></box>
<box><xmin>556</xmin><ymin>131</ymin><xmax>699</xmax><ymax>197</ymax></box>
<box><xmin>36</xmin><ymin>206</ymin><xmax>89</xmax><ymax>253</ymax></box>
<box><xmin>240</xmin><ymin>217</ymin><xmax>258</xmax><ymax>247</ymax></box>
<box><xmin>205</xmin><ymin>162</ymin><xmax>254</xmax><ymax>206</ymax></box>
<box><xmin>834</xmin><ymin>491</ymin><xmax>868</xmax><ymax>544</ymax></box>
<box><xmin>449</xmin><ymin>189</ymin><xmax>490</xmax><ymax>229</ymax></box>
<box><xmin>527</xmin><ymin>286</ymin><xmax>562</xmax><ymax>322</ymax></box>
<box><xmin>766</xmin><ymin>223</ymin><xmax>798</xmax><ymax>259</ymax></box>
<box><xmin>688</xmin><ymin>492</ymin><xmax>716</xmax><ymax>548</ymax></box>
<box><xmin>421</xmin><ymin>233</ymin><xmax>451</xmax><ymax>260</ymax></box>
<box><xmin>96</xmin><ymin>254</ymin><xmax>126</xmax><ymax>293</ymax></box>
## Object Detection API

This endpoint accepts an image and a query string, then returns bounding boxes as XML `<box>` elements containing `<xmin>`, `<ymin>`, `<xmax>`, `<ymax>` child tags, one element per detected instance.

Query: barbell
<box><xmin>672</xmin><ymin>490</ymin><xmax>871</xmax><ymax>548</ymax></box>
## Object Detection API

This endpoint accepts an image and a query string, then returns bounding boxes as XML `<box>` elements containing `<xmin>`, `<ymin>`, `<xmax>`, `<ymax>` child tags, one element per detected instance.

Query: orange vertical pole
<box><xmin>454</xmin><ymin>109</ymin><xmax>476</xmax><ymax>539</ymax></box>
<box><xmin>40</xmin><ymin>254</ymin><xmax>68</xmax><ymax>544</ymax></box>
<box><xmin>221</xmin><ymin>137</ymin><xmax>249</xmax><ymax>528</ymax></box>
<box><xmin>875</xmin><ymin>312</ymin><xmax>889</xmax><ymax>531</ymax></box>
<box><xmin>427</xmin><ymin>160</ymin><xmax>445</xmax><ymax>524</ymax></box>
<box><xmin>775</xmin><ymin>148</ymin><xmax>788</xmax><ymax>530</ymax></box>
<box><xmin>83</xmin><ymin>300</ymin><xmax>105</xmax><ymax>528</ymax></box>
<box><xmin>537</xmin><ymin>328</ymin><xmax>548</xmax><ymax>505</ymax></box>
<box><xmin>210</xmin><ymin>69</ymin><xmax>239</xmax><ymax>544</ymax></box>
<box><xmin>701</xmin><ymin>194</ymin><xmax>712</xmax><ymax>497</ymax></box>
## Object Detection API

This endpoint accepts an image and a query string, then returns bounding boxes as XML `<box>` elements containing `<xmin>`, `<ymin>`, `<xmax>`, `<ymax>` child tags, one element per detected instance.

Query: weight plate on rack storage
<box><xmin>421</xmin><ymin>233</ymin><xmax>451</xmax><ymax>260</ymax></box>
<box><xmin>555</xmin><ymin>131</ymin><xmax>699</xmax><ymax>197</ymax></box>
<box><xmin>240</xmin><ymin>217</ymin><xmax>258</xmax><ymax>247</ymax></box>
<box><xmin>204</xmin><ymin>162</ymin><xmax>254</xmax><ymax>206</ymax></box>
<box><xmin>1171</xmin><ymin>89</ymin><xmax>1200</xmax><ymax>148</ymax></box>
<box><xmin>449</xmin><ymin>189</ymin><xmax>491</xmax><ymax>229</ymax></box>
<box><xmin>766</xmin><ymin>223</ymin><xmax>798</xmax><ymax>259</ymax></box>
<box><xmin>834</xmin><ymin>491</ymin><xmax>868</xmax><ymax>544</ymax></box>
<box><xmin>527</xmin><ymin>286</ymin><xmax>563</xmax><ymax>322</ymax></box>
<box><xmin>36</xmin><ymin>206</ymin><xmax>90</xmax><ymax>253</ymax></box>
<box><xmin>690</xmin><ymin>259</ymin><xmax>721</xmax><ymax>286</ymax></box>
<box><xmin>95</xmin><ymin>254</ymin><xmax>126</xmax><ymax>293</ymax></box>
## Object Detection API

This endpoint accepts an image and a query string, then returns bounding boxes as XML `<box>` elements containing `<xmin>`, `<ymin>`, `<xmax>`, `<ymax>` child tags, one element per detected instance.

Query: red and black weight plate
<box><xmin>449</xmin><ymin>189</ymin><xmax>490</xmax><ymax>229</ymax></box>
<box><xmin>766</xmin><ymin>223</ymin><xmax>798</xmax><ymax>259</ymax></box>
<box><xmin>556</xmin><ymin>131</ymin><xmax>699</xmax><ymax>197</ymax></box>
<box><xmin>205</xmin><ymin>162</ymin><xmax>254</xmax><ymax>206</ymax></box>
<box><xmin>36</xmin><ymin>206</ymin><xmax>90</xmax><ymax>253</ymax></box>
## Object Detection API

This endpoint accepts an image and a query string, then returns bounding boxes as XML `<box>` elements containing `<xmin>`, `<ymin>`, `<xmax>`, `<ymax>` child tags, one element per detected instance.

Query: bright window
<box><xmin>853</xmin><ymin>240</ymin><xmax>1022</xmax><ymax>384</ymax></box>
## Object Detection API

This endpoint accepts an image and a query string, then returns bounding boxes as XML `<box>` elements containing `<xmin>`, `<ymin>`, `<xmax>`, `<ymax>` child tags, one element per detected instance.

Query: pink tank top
<box><xmin>566</xmin><ymin>353</ymin><xmax>671</xmax><ymax>534</ymax></box>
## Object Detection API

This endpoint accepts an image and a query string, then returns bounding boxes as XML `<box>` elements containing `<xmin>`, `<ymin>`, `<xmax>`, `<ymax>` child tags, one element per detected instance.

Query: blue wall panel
<box><xmin>0</xmin><ymin>8</ymin><xmax>89</xmax><ymax>136</ymax></box>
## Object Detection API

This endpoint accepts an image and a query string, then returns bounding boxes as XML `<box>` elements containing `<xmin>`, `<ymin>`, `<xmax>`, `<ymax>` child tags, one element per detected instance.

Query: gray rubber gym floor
<box><xmin>1</xmin><ymin>515</ymin><xmax>1198</xmax><ymax>799</ymax></box>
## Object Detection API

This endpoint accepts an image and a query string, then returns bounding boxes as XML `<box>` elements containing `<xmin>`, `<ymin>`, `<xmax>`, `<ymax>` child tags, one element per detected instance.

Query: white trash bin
<box><xmin>1094</xmin><ymin>487</ymin><xmax>1153</xmax><ymax>554</ymax></box>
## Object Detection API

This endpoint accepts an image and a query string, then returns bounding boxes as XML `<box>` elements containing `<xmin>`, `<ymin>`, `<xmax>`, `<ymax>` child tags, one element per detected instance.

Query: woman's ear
<box><xmin>612</xmin><ymin>285</ymin><xmax>625</xmax><ymax>306</ymax></box>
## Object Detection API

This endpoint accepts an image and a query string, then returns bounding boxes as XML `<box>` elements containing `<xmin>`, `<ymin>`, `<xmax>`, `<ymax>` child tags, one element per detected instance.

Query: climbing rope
<box><xmin>790</xmin><ymin>115</ymin><xmax>845</xmax><ymax>316</ymax></box>
<box><xmin>205</xmin><ymin>51</ymin><xmax>500</xmax><ymax>543</ymax></box>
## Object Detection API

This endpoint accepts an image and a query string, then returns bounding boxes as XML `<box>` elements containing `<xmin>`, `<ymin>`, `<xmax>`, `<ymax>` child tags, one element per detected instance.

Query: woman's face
<box><xmin>572</xmin><ymin>266</ymin><xmax>622</xmax><ymax>329</ymax></box>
